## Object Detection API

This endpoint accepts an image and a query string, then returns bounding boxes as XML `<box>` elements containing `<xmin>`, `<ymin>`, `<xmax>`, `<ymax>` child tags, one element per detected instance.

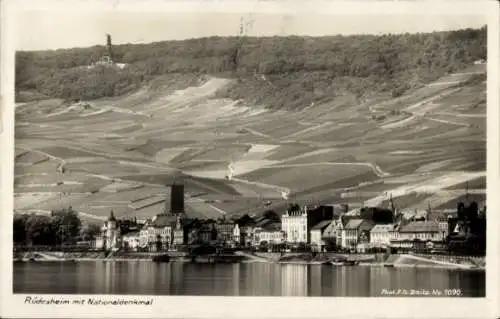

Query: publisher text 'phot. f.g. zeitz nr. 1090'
<box><xmin>11</xmin><ymin>4</ymin><xmax>488</xmax><ymax>299</ymax></box>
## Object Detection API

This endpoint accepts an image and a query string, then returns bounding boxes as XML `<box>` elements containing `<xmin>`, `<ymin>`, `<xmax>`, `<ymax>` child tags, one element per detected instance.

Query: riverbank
<box><xmin>251</xmin><ymin>251</ymin><xmax>485</xmax><ymax>270</ymax></box>
<box><xmin>14</xmin><ymin>250</ymin><xmax>485</xmax><ymax>270</ymax></box>
<box><xmin>15</xmin><ymin>257</ymin><xmax>188</xmax><ymax>262</ymax></box>
<box><xmin>275</xmin><ymin>260</ymin><xmax>484</xmax><ymax>270</ymax></box>
<box><xmin>14</xmin><ymin>258</ymin><xmax>485</xmax><ymax>271</ymax></box>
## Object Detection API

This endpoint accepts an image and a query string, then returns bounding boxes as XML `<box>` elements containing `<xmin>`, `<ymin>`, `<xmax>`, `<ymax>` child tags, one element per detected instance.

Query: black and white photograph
<box><xmin>1</xmin><ymin>0</ymin><xmax>499</xmax><ymax>318</ymax></box>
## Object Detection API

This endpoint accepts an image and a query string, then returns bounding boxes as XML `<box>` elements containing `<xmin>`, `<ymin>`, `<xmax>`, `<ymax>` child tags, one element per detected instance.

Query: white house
<box><xmin>253</xmin><ymin>227</ymin><xmax>285</xmax><ymax>246</ymax></box>
<box><xmin>398</xmin><ymin>221</ymin><xmax>444</xmax><ymax>241</ymax></box>
<box><xmin>172</xmin><ymin>216</ymin><xmax>184</xmax><ymax>248</ymax></box>
<box><xmin>370</xmin><ymin>224</ymin><xmax>396</xmax><ymax>248</ymax></box>
<box><xmin>139</xmin><ymin>226</ymin><xmax>172</xmax><ymax>250</ymax></box>
<box><xmin>232</xmin><ymin>224</ymin><xmax>241</xmax><ymax>245</ymax></box>
<box><xmin>139</xmin><ymin>213</ymin><xmax>176</xmax><ymax>251</ymax></box>
<box><xmin>437</xmin><ymin>217</ymin><xmax>449</xmax><ymax>238</ymax></box>
<box><xmin>341</xmin><ymin>219</ymin><xmax>375</xmax><ymax>250</ymax></box>
<box><xmin>97</xmin><ymin>210</ymin><xmax>121</xmax><ymax>251</ymax></box>
<box><xmin>310</xmin><ymin>220</ymin><xmax>332</xmax><ymax>252</ymax></box>
<box><xmin>390</xmin><ymin>221</ymin><xmax>444</xmax><ymax>250</ymax></box>
<box><xmin>281</xmin><ymin>206</ymin><xmax>309</xmax><ymax>244</ymax></box>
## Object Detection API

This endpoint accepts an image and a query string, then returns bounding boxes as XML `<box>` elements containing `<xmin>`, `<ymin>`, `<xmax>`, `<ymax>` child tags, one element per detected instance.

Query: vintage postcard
<box><xmin>1</xmin><ymin>0</ymin><xmax>499</xmax><ymax>318</ymax></box>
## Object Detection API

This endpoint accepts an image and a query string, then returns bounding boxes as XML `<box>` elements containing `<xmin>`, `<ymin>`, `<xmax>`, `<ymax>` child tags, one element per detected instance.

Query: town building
<box><xmin>186</xmin><ymin>228</ymin><xmax>198</xmax><ymax>245</ymax></box>
<box><xmin>233</xmin><ymin>214</ymin><xmax>257</xmax><ymax>247</ymax></box>
<box><xmin>310</xmin><ymin>220</ymin><xmax>332</xmax><ymax>252</ymax></box>
<box><xmin>319</xmin><ymin>205</ymin><xmax>350</xmax><ymax>250</ymax></box>
<box><xmin>195</xmin><ymin>221</ymin><xmax>218</xmax><ymax>244</ymax></box>
<box><xmin>215</xmin><ymin>221</ymin><xmax>235</xmax><ymax>245</ymax></box>
<box><xmin>118</xmin><ymin>217</ymin><xmax>140</xmax><ymax>235</ymax></box>
<box><xmin>447</xmin><ymin>201</ymin><xmax>486</xmax><ymax>255</ymax></box>
<box><xmin>281</xmin><ymin>205</ymin><xmax>334</xmax><ymax>245</ymax></box>
<box><xmin>139</xmin><ymin>213</ymin><xmax>177</xmax><ymax>251</ymax></box>
<box><xmin>281</xmin><ymin>207</ymin><xmax>307</xmax><ymax>243</ymax></box>
<box><xmin>332</xmin><ymin>215</ymin><xmax>358</xmax><ymax>250</ymax></box>
<box><xmin>166</xmin><ymin>183</ymin><xmax>185</xmax><ymax>215</ymax></box>
<box><xmin>321</xmin><ymin>221</ymin><xmax>339</xmax><ymax>251</ymax></box>
<box><xmin>133</xmin><ymin>183</ymin><xmax>187</xmax><ymax>250</ymax></box>
<box><xmin>96</xmin><ymin>210</ymin><xmax>121</xmax><ymax>251</ymax></box>
<box><xmin>122</xmin><ymin>231</ymin><xmax>140</xmax><ymax>251</ymax></box>
<box><xmin>253</xmin><ymin>227</ymin><xmax>285</xmax><ymax>246</ymax></box>
<box><xmin>437</xmin><ymin>216</ymin><xmax>450</xmax><ymax>238</ymax></box>
<box><xmin>340</xmin><ymin>219</ymin><xmax>375</xmax><ymax>251</ymax></box>
<box><xmin>239</xmin><ymin>226</ymin><xmax>254</xmax><ymax>247</ymax></box>
<box><xmin>390</xmin><ymin>221</ymin><xmax>444</xmax><ymax>252</ymax></box>
<box><xmin>370</xmin><ymin>224</ymin><xmax>397</xmax><ymax>249</ymax></box>
<box><xmin>172</xmin><ymin>216</ymin><xmax>184</xmax><ymax>248</ymax></box>
<box><xmin>232</xmin><ymin>224</ymin><xmax>241</xmax><ymax>246</ymax></box>
<box><xmin>360</xmin><ymin>206</ymin><xmax>395</xmax><ymax>224</ymax></box>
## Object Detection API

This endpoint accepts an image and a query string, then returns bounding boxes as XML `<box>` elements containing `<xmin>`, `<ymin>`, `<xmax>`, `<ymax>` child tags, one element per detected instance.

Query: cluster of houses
<box><xmin>265</xmin><ymin>200</ymin><xmax>484</xmax><ymax>254</ymax></box>
<box><xmin>94</xmin><ymin>185</ymin><xmax>486</xmax><ymax>255</ymax></box>
<box><xmin>95</xmin><ymin>211</ymin><xmax>241</xmax><ymax>252</ymax></box>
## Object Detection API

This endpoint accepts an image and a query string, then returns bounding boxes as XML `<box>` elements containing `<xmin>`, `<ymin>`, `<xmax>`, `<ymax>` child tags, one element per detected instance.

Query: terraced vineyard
<box><xmin>14</xmin><ymin>63</ymin><xmax>486</xmax><ymax>223</ymax></box>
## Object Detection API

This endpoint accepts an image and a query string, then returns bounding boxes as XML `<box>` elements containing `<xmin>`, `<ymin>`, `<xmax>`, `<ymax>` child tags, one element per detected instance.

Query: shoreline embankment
<box><xmin>14</xmin><ymin>251</ymin><xmax>485</xmax><ymax>271</ymax></box>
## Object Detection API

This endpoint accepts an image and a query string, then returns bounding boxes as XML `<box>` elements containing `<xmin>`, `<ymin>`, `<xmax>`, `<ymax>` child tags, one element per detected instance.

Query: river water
<box><xmin>13</xmin><ymin>261</ymin><xmax>485</xmax><ymax>297</ymax></box>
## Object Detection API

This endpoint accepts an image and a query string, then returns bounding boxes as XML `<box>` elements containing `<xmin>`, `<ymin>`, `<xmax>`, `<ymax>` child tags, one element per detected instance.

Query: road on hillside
<box><xmin>267</xmin><ymin>162</ymin><xmax>390</xmax><ymax>178</ymax></box>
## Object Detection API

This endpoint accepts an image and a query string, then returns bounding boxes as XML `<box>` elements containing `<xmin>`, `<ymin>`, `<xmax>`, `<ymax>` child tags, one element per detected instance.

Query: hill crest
<box><xmin>16</xmin><ymin>27</ymin><xmax>486</xmax><ymax>110</ymax></box>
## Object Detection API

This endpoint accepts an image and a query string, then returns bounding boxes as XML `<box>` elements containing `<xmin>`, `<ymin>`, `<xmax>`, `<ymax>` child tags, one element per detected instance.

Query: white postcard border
<box><xmin>1</xmin><ymin>1</ymin><xmax>499</xmax><ymax>318</ymax></box>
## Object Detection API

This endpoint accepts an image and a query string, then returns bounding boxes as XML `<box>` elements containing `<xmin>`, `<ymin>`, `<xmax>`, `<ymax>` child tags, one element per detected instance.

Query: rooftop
<box><xmin>370</xmin><ymin>224</ymin><xmax>396</xmax><ymax>233</ymax></box>
<box><xmin>344</xmin><ymin>219</ymin><xmax>374</xmax><ymax>231</ymax></box>
<box><xmin>311</xmin><ymin>220</ymin><xmax>332</xmax><ymax>231</ymax></box>
<box><xmin>260</xmin><ymin>222</ymin><xmax>281</xmax><ymax>232</ymax></box>
<box><xmin>215</xmin><ymin>223</ymin><xmax>234</xmax><ymax>231</ymax></box>
<box><xmin>148</xmin><ymin>213</ymin><xmax>177</xmax><ymax>228</ymax></box>
<box><xmin>256</xmin><ymin>218</ymin><xmax>276</xmax><ymax>228</ymax></box>
<box><xmin>400</xmin><ymin>209</ymin><xmax>428</xmax><ymax>221</ymax></box>
<box><xmin>340</xmin><ymin>215</ymin><xmax>358</xmax><ymax>227</ymax></box>
<box><xmin>122</xmin><ymin>231</ymin><xmax>140</xmax><ymax>237</ymax></box>
<box><xmin>399</xmin><ymin>221</ymin><xmax>440</xmax><ymax>233</ymax></box>
<box><xmin>344</xmin><ymin>219</ymin><xmax>364</xmax><ymax>230</ymax></box>
<box><xmin>256</xmin><ymin>224</ymin><xmax>281</xmax><ymax>232</ymax></box>
<box><xmin>321</xmin><ymin>222</ymin><xmax>337</xmax><ymax>239</ymax></box>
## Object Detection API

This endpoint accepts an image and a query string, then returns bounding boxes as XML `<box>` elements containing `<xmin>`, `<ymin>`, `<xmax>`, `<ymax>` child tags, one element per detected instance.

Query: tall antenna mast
<box><xmin>465</xmin><ymin>181</ymin><xmax>469</xmax><ymax>202</ymax></box>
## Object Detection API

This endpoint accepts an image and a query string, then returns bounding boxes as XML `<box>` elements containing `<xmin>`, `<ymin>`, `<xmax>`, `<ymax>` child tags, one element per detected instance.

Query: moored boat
<box><xmin>344</xmin><ymin>260</ymin><xmax>359</xmax><ymax>266</ymax></box>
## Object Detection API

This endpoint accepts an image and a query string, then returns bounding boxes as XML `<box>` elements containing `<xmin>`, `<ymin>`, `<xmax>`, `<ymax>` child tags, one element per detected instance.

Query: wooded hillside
<box><xmin>15</xmin><ymin>27</ymin><xmax>486</xmax><ymax>109</ymax></box>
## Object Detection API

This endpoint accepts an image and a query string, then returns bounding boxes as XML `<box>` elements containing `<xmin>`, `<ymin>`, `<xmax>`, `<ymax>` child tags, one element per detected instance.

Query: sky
<box><xmin>16</xmin><ymin>11</ymin><xmax>487</xmax><ymax>51</ymax></box>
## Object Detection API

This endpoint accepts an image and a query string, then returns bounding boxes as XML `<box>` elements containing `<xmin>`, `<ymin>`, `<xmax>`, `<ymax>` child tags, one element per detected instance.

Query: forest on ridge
<box><xmin>15</xmin><ymin>27</ymin><xmax>486</xmax><ymax>109</ymax></box>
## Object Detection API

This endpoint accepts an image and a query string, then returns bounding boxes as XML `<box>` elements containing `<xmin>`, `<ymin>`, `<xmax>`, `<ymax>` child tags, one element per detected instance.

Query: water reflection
<box><xmin>281</xmin><ymin>264</ymin><xmax>307</xmax><ymax>296</ymax></box>
<box><xmin>13</xmin><ymin>262</ymin><xmax>485</xmax><ymax>297</ymax></box>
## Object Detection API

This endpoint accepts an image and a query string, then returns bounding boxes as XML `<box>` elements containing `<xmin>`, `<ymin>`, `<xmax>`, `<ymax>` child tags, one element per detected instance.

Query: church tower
<box><xmin>103</xmin><ymin>210</ymin><xmax>120</xmax><ymax>250</ymax></box>
<box><xmin>389</xmin><ymin>193</ymin><xmax>398</xmax><ymax>223</ymax></box>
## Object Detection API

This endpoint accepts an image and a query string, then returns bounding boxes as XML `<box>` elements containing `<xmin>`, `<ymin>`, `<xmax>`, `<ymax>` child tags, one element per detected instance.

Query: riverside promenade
<box><xmin>14</xmin><ymin>249</ymin><xmax>485</xmax><ymax>270</ymax></box>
